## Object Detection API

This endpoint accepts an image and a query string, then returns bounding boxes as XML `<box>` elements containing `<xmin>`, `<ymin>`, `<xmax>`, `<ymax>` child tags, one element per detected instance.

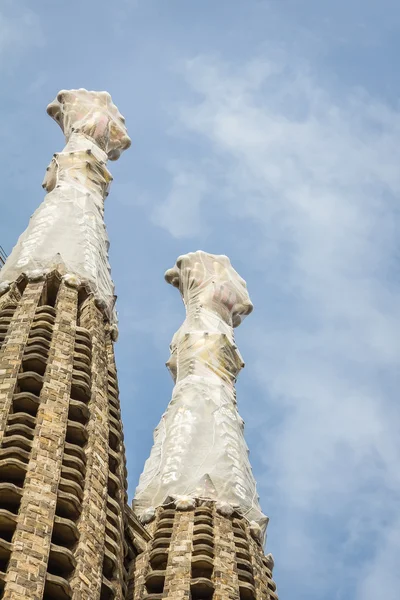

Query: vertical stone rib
<box><xmin>3</xmin><ymin>281</ymin><xmax>78</xmax><ymax>600</ymax></box>
<box><xmin>0</xmin><ymin>281</ymin><xmax>44</xmax><ymax>446</ymax></box>
<box><xmin>70</xmin><ymin>298</ymin><xmax>109</xmax><ymax>599</ymax></box>
<box><xmin>163</xmin><ymin>511</ymin><xmax>194</xmax><ymax>600</ymax></box>
<box><xmin>250</xmin><ymin>541</ymin><xmax>269</xmax><ymax>600</ymax></box>
<box><xmin>131</xmin><ymin>515</ymin><xmax>157</xmax><ymax>600</ymax></box>
<box><xmin>213</xmin><ymin>513</ymin><xmax>240</xmax><ymax>600</ymax></box>
<box><xmin>105</xmin><ymin>334</ymin><xmax>128</xmax><ymax>599</ymax></box>
<box><xmin>250</xmin><ymin>546</ymin><xmax>278</xmax><ymax>600</ymax></box>
<box><xmin>132</xmin><ymin>547</ymin><xmax>150</xmax><ymax>600</ymax></box>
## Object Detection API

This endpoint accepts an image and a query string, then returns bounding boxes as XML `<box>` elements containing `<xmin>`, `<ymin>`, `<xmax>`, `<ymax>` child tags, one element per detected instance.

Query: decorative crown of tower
<box><xmin>134</xmin><ymin>250</ymin><xmax>268</xmax><ymax>538</ymax></box>
<box><xmin>0</xmin><ymin>89</ymin><xmax>131</xmax><ymax>324</ymax></box>
<box><xmin>46</xmin><ymin>88</ymin><xmax>131</xmax><ymax>160</ymax></box>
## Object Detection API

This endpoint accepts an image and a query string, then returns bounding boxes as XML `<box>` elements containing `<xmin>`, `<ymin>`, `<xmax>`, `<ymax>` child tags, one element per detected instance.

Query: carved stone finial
<box><xmin>165</xmin><ymin>250</ymin><xmax>253</xmax><ymax>328</ymax></box>
<box><xmin>173</xmin><ymin>495</ymin><xmax>196</xmax><ymax>511</ymax></box>
<box><xmin>47</xmin><ymin>88</ymin><xmax>131</xmax><ymax>160</ymax></box>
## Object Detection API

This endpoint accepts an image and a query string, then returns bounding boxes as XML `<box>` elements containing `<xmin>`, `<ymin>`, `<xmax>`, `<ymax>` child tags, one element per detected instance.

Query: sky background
<box><xmin>1</xmin><ymin>1</ymin><xmax>400</xmax><ymax>598</ymax></box>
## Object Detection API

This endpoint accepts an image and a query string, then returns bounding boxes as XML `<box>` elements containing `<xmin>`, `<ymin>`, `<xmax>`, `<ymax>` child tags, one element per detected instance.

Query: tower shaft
<box><xmin>0</xmin><ymin>90</ymin><xmax>147</xmax><ymax>600</ymax></box>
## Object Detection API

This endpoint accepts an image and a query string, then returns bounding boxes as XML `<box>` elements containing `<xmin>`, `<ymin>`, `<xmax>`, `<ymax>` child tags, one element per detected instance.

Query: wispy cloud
<box><xmin>156</xmin><ymin>55</ymin><xmax>400</xmax><ymax>600</ymax></box>
<box><xmin>151</xmin><ymin>162</ymin><xmax>209</xmax><ymax>238</ymax></box>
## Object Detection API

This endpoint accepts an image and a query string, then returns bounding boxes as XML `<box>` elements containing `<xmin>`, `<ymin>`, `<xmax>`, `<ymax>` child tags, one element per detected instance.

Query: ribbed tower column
<box><xmin>133</xmin><ymin>251</ymin><xmax>278</xmax><ymax>600</ymax></box>
<box><xmin>0</xmin><ymin>90</ymin><xmax>147</xmax><ymax>600</ymax></box>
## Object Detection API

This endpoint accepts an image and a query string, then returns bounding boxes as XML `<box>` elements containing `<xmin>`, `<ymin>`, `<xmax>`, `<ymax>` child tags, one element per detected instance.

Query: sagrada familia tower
<box><xmin>0</xmin><ymin>90</ymin><xmax>278</xmax><ymax>600</ymax></box>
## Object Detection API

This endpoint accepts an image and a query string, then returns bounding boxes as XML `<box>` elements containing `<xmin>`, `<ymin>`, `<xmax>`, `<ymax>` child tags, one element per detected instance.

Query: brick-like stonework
<box><xmin>131</xmin><ymin>502</ymin><xmax>279</xmax><ymax>600</ymax></box>
<box><xmin>163</xmin><ymin>510</ymin><xmax>194</xmax><ymax>600</ymax></box>
<box><xmin>0</xmin><ymin>281</ymin><xmax>43</xmax><ymax>446</ymax></box>
<box><xmin>4</xmin><ymin>280</ymin><xmax>78</xmax><ymax>600</ymax></box>
<box><xmin>0</xmin><ymin>276</ymin><xmax>147</xmax><ymax>600</ymax></box>
<box><xmin>70</xmin><ymin>297</ymin><xmax>110</xmax><ymax>599</ymax></box>
<box><xmin>213</xmin><ymin>511</ymin><xmax>239</xmax><ymax>600</ymax></box>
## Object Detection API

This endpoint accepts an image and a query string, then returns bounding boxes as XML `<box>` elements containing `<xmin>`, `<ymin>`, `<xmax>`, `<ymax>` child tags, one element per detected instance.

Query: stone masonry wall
<box><xmin>0</xmin><ymin>278</ymin><xmax>146</xmax><ymax>600</ymax></box>
<box><xmin>132</xmin><ymin>501</ymin><xmax>279</xmax><ymax>600</ymax></box>
<box><xmin>0</xmin><ymin>281</ymin><xmax>44</xmax><ymax>446</ymax></box>
<box><xmin>2</xmin><ymin>279</ymin><xmax>78</xmax><ymax>599</ymax></box>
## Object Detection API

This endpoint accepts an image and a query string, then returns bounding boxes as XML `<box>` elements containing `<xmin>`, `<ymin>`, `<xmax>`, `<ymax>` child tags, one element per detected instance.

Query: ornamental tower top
<box><xmin>134</xmin><ymin>250</ymin><xmax>268</xmax><ymax>538</ymax></box>
<box><xmin>0</xmin><ymin>88</ymin><xmax>131</xmax><ymax>323</ymax></box>
<box><xmin>46</xmin><ymin>89</ymin><xmax>131</xmax><ymax>159</ymax></box>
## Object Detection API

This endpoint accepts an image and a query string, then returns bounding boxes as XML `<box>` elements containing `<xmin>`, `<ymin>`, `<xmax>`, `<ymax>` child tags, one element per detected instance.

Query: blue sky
<box><xmin>1</xmin><ymin>1</ymin><xmax>400</xmax><ymax>598</ymax></box>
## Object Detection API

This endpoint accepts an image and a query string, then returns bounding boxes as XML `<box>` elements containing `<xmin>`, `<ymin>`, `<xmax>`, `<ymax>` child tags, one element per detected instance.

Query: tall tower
<box><xmin>0</xmin><ymin>90</ymin><xmax>149</xmax><ymax>600</ymax></box>
<box><xmin>132</xmin><ymin>251</ymin><xmax>278</xmax><ymax>600</ymax></box>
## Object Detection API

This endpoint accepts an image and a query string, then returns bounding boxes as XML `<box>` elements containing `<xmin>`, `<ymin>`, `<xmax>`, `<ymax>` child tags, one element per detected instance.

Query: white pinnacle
<box><xmin>134</xmin><ymin>251</ymin><xmax>268</xmax><ymax>535</ymax></box>
<box><xmin>0</xmin><ymin>89</ymin><xmax>130</xmax><ymax>322</ymax></box>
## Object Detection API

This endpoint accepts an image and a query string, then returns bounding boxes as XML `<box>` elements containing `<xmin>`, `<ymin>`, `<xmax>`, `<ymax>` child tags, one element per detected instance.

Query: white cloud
<box><xmin>151</xmin><ymin>163</ymin><xmax>208</xmax><ymax>238</ymax></box>
<box><xmin>158</xmin><ymin>55</ymin><xmax>400</xmax><ymax>599</ymax></box>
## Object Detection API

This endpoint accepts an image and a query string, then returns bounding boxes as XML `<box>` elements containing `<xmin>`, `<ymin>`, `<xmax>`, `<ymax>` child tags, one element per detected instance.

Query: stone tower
<box><xmin>132</xmin><ymin>251</ymin><xmax>278</xmax><ymax>600</ymax></box>
<box><xmin>0</xmin><ymin>89</ymin><xmax>149</xmax><ymax>600</ymax></box>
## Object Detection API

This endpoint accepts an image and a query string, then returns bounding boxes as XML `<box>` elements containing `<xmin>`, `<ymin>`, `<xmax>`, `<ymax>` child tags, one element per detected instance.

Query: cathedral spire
<box><xmin>0</xmin><ymin>90</ymin><xmax>146</xmax><ymax>600</ymax></box>
<box><xmin>134</xmin><ymin>250</ymin><xmax>268</xmax><ymax>538</ymax></box>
